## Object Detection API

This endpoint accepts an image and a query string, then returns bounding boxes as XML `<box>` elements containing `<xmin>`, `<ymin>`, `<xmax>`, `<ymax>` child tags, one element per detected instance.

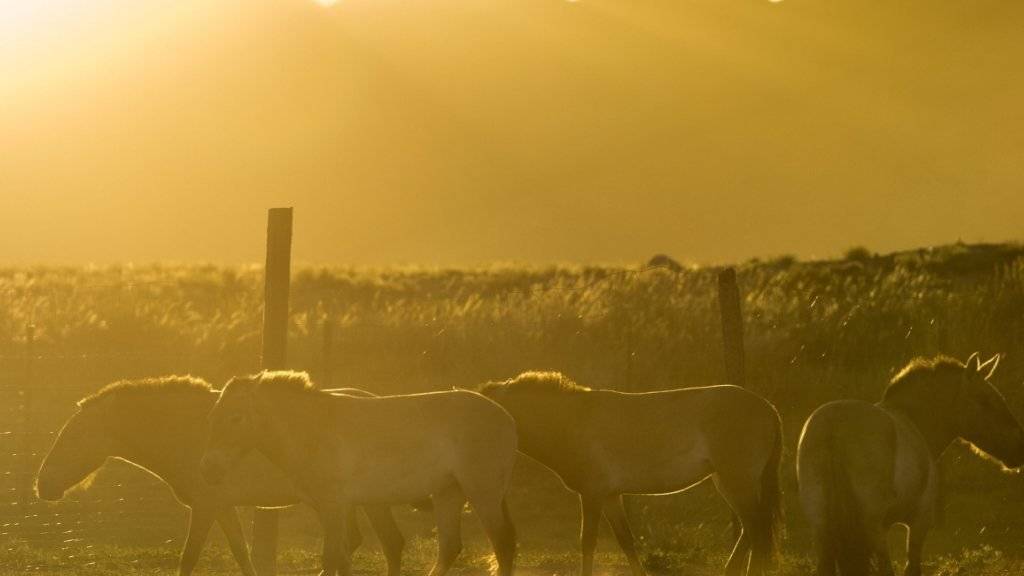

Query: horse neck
<box><xmin>104</xmin><ymin>393</ymin><xmax>211</xmax><ymax>482</ymax></box>
<box><xmin>253</xmin><ymin>389</ymin><xmax>331</xmax><ymax>477</ymax></box>
<box><xmin>880</xmin><ymin>392</ymin><xmax>958</xmax><ymax>459</ymax></box>
<box><xmin>510</xmin><ymin>393</ymin><xmax>580</xmax><ymax>458</ymax></box>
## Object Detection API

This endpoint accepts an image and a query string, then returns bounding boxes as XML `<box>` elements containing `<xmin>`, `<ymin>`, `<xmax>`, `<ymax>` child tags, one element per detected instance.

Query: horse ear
<box><xmin>965</xmin><ymin>352</ymin><xmax>982</xmax><ymax>372</ymax></box>
<box><xmin>979</xmin><ymin>354</ymin><xmax>1001</xmax><ymax>380</ymax></box>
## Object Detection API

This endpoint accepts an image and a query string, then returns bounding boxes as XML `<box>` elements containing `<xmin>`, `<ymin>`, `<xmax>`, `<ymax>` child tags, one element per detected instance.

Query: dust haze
<box><xmin>3</xmin><ymin>0</ymin><xmax>1022</xmax><ymax>265</ymax></box>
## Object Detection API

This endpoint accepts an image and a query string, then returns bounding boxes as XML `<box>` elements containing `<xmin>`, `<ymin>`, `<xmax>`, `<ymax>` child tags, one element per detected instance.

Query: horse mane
<box><xmin>883</xmin><ymin>355</ymin><xmax>964</xmax><ymax>402</ymax></box>
<box><xmin>73</xmin><ymin>376</ymin><xmax>217</xmax><ymax>460</ymax></box>
<box><xmin>237</xmin><ymin>370</ymin><xmax>317</xmax><ymax>394</ymax></box>
<box><xmin>77</xmin><ymin>375</ymin><xmax>213</xmax><ymax>409</ymax></box>
<box><xmin>478</xmin><ymin>371</ymin><xmax>590</xmax><ymax>396</ymax></box>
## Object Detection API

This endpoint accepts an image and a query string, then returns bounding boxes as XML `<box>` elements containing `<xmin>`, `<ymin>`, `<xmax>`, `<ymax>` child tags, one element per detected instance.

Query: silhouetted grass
<box><xmin>2</xmin><ymin>241</ymin><xmax>1024</xmax><ymax>572</ymax></box>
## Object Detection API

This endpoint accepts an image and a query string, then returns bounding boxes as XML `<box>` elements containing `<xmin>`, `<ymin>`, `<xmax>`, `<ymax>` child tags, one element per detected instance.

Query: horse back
<box><xmin>337</xmin><ymin>389</ymin><xmax>515</xmax><ymax>443</ymax></box>
<box><xmin>326</xmin><ymin>390</ymin><xmax>518</xmax><ymax>500</ymax></box>
<box><xmin>597</xmin><ymin>385</ymin><xmax>779</xmax><ymax>446</ymax></box>
<box><xmin>325</xmin><ymin>388</ymin><xmax>377</xmax><ymax>398</ymax></box>
<box><xmin>570</xmin><ymin>386</ymin><xmax>779</xmax><ymax>494</ymax></box>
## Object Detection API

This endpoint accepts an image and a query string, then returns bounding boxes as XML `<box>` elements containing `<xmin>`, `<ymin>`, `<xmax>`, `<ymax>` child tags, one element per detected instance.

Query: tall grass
<box><xmin>3</xmin><ymin>243</ymin><xmax>1022</xmax><ymax>396</ymax></box>
<box><xmin>2</xmin><ymin>242</ymin><xmax>1024</xmax><ymax>559</ymax></box>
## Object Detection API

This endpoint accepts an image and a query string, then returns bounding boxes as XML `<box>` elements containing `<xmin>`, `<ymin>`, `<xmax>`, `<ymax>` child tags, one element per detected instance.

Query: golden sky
<box><xmin>1</xmin><ymin>0</ymin><xmax>1022</xmax><ymax>265</ymax></box>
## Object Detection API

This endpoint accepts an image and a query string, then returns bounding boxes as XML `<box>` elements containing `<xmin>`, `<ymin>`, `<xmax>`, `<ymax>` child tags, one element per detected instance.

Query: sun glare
<box><xmin>315</xmin><ymin>0</ymin><xmax>339</xmax><ymax>6</ymax></box>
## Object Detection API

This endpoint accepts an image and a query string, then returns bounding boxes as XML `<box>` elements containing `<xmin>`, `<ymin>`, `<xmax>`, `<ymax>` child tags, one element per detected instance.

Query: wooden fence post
<box><xmin>621</xmin><ymin>274</ymin><xmax>636</xmax><ymax>391</ymax></box>
<box><xmin>19</xmin><ymin>324</ymin><xmax>36</xmax><ymax>507</ymax></box>
<box><xmin>252</xmin><ymin>208</ymin><xmax>293</xmax><ymax>576</ymax></box>
<box><xmin>717</xmin><ymin>268</ymin><xmax>746</xmax><ymax>388</ymax></box>
<box><xmin>322</xmin><ymin>311</ymin><xmax>334</xmax><ymax>389</ymax></box>
<box><xmin>624</xmin><ymin>326</ymin><xmax>635</xmax><ymax>392</ymax></box>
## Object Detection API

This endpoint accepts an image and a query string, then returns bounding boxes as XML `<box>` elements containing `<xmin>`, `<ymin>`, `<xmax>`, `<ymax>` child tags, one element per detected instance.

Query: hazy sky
<box><xmin>1</xmin><ymin>0</ymin><xmax>1022</xmax><ymax>266</ymax></box>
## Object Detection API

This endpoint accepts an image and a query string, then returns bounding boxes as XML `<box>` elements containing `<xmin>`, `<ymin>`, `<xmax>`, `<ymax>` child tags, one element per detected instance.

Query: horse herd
<box><xmin>34</xmin><ymin>352</ymin><xmax>1024</xmax><ymax>576</ymax></box>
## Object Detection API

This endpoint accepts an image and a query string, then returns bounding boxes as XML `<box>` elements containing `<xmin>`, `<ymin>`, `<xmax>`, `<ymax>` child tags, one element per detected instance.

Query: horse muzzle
<box><xmin>34</xmin><ymin>479</ymin><xmax>65</xmax><ymax>502</ymax></box>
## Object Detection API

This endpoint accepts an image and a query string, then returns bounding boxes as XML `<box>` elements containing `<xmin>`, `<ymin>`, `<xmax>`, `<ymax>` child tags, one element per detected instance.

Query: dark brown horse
<box><xmin>480</xmin><ymin>371</ymin><xmax>783</xmax><ymax>576</ymax></box>
<box><xmin>797</xmin><ymin>354</ymin><xmax>1024</xmax><ymax>576</ymax></box>
<box><xmin>36</xmin><ymin>377</ymin><xmax>407</xmax><ymax>576</ymax></box>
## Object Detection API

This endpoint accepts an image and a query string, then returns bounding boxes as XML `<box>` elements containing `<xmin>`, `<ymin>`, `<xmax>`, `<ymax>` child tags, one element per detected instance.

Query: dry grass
<box><xmin>2</xmin><ymin>242</ymin><xmax>1024</xmax><ymax>573</ymax></box>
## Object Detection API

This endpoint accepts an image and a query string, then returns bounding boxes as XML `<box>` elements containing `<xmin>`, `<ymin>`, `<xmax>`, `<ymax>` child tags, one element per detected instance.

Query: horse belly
<box><xmin>622</xmin><ymin>473</ymin><xmax>714</xmax><ymax>496</ymax></box>
<box><xmin>614</xmin><ymin>441</ymin><xmax>714</xmax><ymax>495</ymax></box>
<box><xmin>225</xmin><ymin>480</ymin><xmax>302</xmax><ymax>507</ymax></box>
<box><xmin>341</xmin><ymin>454</ymin><xmax>452</xmax><ymax>504</ymax></box>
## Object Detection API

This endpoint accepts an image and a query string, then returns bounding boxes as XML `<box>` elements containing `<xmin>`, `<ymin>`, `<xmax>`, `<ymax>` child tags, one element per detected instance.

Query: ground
<box><xmin>3</xmin><ymin>541</ymin><xmax>1024</xmax><ymax>576</ymax></box>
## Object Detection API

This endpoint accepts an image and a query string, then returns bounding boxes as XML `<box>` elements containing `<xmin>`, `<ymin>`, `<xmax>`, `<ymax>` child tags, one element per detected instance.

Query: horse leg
<box><xmin>603</xmin><ymin>495</ymin><xmax>645</xmax><ymax>576</ymax></box>
<box><xmin>867</xmin><ymin>523</ymin><xmax>895</xmax><ymax>576</ymax></box>
<box><xmin>904</xmin><ymin>522</ymin><xmax>930</xmax><ymax>576</ymax></box>
<box><xmin>318</xmin><ymin>510</ymin><xmax>339</xmax><ymax>576</ymax></box>
<box><xmin>730</xmin><ymin>512</ymin><xmax>742</xmax><ymax>543</ymax></box>
<box><xmin>812</xmin><ymin>536</ymin><xmax>836</xmax><ymax>576</ymax></box>
<box><xmin>365</xmin><ymin>505</ymin><xmax>405</xmax><ymax>576</ymax></box>
<box><xmin>725</xmin><ymin>530</ymin><xmax>751</xmax><ymax>576</ymax></box>
<box><xmin>179</xmin><ymin>505</ymin><xmax>216</xmax><ymax>576</ymax></box>
<box><xmin>429</xmin><ymin>484</ymin><xmax>466</xmax><ymax>576</ymax></box>
<box><xmin>579</xmin><ymin>494</ymin><xmax>603</xmax><ymax>576</ymax></box>
<box><xmin>712</xmin><ymin>474</ymin><xmax>753</xmax><ymax>576</ymax></box>
<box><xmin>745</xmin><ymin>519</ymin><xmax>769</xmax><ymax>576</ymax></box>
<box><xmin>217</xmin><ymin>507</ymin><xmax>257</xmax><ymax>576</ymax></box>
<box><xmin>319</xmin><ymin>503</ymin><xmax>352</xmax><ymax>576</ymax></box>
<box><xmin>800</xmin><ymin>482</ymin><xmax>835</xmax><ymax>576</ymax></box>
<box><xmin>337</xmin><ymin>504</ymin><xmax>356</xmax><ymax>576</ymax></box>
<box><xmin>346</xmin><ymin>507</ymin><xmax>364</xmax><ymax>557</ymax></box>
<box><xmin>464</xmin><ymin>493</ymin><xmax>516</xmax><ymax>576</ymax></box>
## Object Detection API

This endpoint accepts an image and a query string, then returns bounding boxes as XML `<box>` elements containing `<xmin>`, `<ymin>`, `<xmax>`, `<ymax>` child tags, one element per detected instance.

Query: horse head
<box><xmin>36</xmin><ymin>404</ymin><xmax>113</xmax><ymax>501</ymax></box>
<box><xmin>200</xmin><ymin>376</ymin><xmax>260</xmax><ymax>485</ymax></box>
<box><xmin>956</xmin><ymin>353</ymin><xmax>1024</xmax><ymax>470</ymax></box>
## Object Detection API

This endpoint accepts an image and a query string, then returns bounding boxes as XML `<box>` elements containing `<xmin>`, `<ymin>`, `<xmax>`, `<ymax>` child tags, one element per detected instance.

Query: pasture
<box><xmin>3</xmin><ymin>242</ymin><xmax>1024</xmax><ymax>574</ymax></box>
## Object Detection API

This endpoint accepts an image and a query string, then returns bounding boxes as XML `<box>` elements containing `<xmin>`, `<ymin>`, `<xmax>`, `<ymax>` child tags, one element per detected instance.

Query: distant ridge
<box><xmin>730</xmin><ymin>242</ymin><xmax>1024</xmax><ymax>278</ymax></box>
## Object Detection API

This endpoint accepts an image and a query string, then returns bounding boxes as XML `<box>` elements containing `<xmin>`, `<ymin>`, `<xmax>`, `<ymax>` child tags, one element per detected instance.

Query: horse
<box><xmin>35</xmin><ymin>376</ymin><xmax>408</xmax><ymax>576</ymax></box>
<box><xmin>199</xmin><ymin>370</ymin><xmax>519</xmax><ymax>576</ymax></box>
<box><xmin>478</xmin><ymin>371</ymin><xmax>783</xmax><ymax>576</ymax></box>
<box><xmin>797</xmin><ymin>353</ymin><xmax>1024</xmax><ymax>576</ymax></box>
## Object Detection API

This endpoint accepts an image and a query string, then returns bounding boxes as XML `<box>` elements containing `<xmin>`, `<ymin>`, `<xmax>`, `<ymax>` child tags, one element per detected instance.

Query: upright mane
<box><xmin>479</xmin><ymin>371</ymin><xmax>590</xmax><ymax>396</ymax></box>
<box><xmin>222</xmin><ymin>370</ymin><xmax>317</xmax><ymax>396</ymax></box>
<box><xmin>259</xmin><ymin>370</ymin><xmax>315</xmax><ymax>391</ymax></box>
<box><xmin>77</xmin><ymin>375</ymin><xmax>213</xmax><ymax>409</ymax></box>
<box><xmin>883</xmin><ymin>355</ymin><xmax>964</xmax><ymax>402</ymax></box>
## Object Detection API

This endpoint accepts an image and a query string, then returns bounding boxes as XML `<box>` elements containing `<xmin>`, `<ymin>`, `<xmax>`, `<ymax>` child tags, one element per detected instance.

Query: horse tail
<box><xmin>496</xmin><ymin>496</ymin><xmax>517</xmax><ymax>573</ymax></box>
<box><xmin>502</xmin><ymin>496</ymin><xmax>517</xmax><ymax>543</ymax></box>
<box><xmin>822</xmin><ymin>439</ymin><xmax>871</xmax><ymax>576</ymax></box>
<box><xmin>752</xmin><ymin>409</ymin><xmax>784</xmax><ymax>562</ymax></box>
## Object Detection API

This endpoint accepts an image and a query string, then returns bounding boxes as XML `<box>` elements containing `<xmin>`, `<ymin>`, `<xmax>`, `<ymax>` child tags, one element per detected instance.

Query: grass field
<box><xmin>3</xmin><ymin>241</ymin><xmax>1024</xmax><ymax>574</ymax></box>
<box><xmin>4</xmin><ymin>541</ymin><xmax>1020</xmax><ymax>576</ymax></box>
